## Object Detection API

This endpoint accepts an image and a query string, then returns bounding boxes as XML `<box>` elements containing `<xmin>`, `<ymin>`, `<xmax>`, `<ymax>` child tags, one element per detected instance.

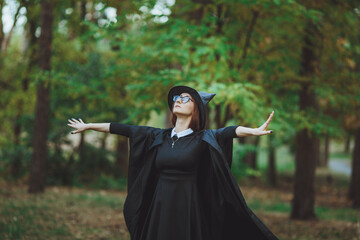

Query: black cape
<box><xmin>109</xmin><ymin>123</ymin><xmax>279</xmax><ymax>240</ymax></box>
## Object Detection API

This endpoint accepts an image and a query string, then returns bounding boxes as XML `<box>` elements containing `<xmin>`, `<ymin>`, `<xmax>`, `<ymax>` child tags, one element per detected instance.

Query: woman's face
<box><xmin>172</xmin><ymin>92</ymin><xmax>194</xmax><ymax>117</ymax></box>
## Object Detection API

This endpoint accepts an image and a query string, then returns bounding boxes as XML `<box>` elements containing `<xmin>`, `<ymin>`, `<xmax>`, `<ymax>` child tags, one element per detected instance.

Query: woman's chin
<box><xmin>173</xmin><ymin>110</ymin><xmax>191</xmax><ymax>117</ymax></box>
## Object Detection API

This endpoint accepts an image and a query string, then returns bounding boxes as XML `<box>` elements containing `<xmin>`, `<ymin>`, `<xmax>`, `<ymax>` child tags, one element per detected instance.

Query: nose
<box><xmin>175</xmin><ymin>96</ymin><xmax>182</xmax><ymax>104</ymax></box>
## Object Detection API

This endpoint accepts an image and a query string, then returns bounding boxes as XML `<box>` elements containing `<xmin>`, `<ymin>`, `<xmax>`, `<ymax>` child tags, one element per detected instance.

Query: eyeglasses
<box><xmin>173</xmin><ymin>95</ymin><xmax>194</xmax><ymax>104</ymax></box>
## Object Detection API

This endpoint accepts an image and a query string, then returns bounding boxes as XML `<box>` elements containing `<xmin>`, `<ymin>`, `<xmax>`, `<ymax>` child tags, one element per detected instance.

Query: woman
<box><xmin>67</xmin><ymin>85</ymin><xmax>278</xmax><ymax>240</ymax></box>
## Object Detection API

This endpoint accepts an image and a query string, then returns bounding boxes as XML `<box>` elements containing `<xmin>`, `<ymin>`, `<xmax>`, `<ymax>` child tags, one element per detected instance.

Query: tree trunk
<box><xmin>348</xmin><ymin>128</ymin><xmax>360</xmax><ymax>208</ymax></box>
<box><xmin>115</xmin><ymin>136</ymin><xmax>129</xmax><ymax>178</ymax></box>
<box><xmin>1</xmin><ymin>3</ymin><xmax>21</xmax><ymax>53</ymax></box>
<box><xmin>315</xmin><ymin>137</ymin><xmax>321</xmax><ymax>167</ymax></box>
<box><xmin>344</xmin><ymin>133</ymin><xmax>351</xmax><ymax>153</ymax></box>
<box><xmin>12</xmin><ymin>2</ymin><xmax>38</xmax><ymax>178</ymax></box>
<box><xmin>28</xmin><ymin>0</ymin><xmax>53</xmax><ymax>194</ymax></box>
<box><xmin>291</xmin><ymin>127</ymin><xmax>317</xmax><ymax>219</ymax></box>
<box><xmin>242</xmin><ymin>136</ymin><xmax>259</xmax><ymax>170</ymax></box>
<box><xmin>0</xmin><ymin>0</ymin><xmax>4</xmax><ymax>52</ymax></box>
<box><xmin>11</xmin><ymin>100</ymin><xmax>23</xmax><ymax>178</ymax></box>
<box><xmin>268</xmin><ymin>134</ymin><xmax>277</xmax><ymax>187</ymax></box>
<box><xmin>78</xmin><ymin>132</ymin><xmax>86</xmax><ymax>164</ymax></box>
<box><xmin>322</xmin><ymin>134</ymin><xmax>330</xmax><ymax>167</ymax></box>
<box><xmin>291</xmin><ymin>19</ymin><xmax>321</xmax><ymax>220</ymax></box>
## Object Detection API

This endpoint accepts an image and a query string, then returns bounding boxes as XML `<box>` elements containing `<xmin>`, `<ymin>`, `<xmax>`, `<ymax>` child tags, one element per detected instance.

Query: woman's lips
<box><xmin>175</xmin><ymin>105</ymin><xmax>181</xmax><ymax>108</ymax></box>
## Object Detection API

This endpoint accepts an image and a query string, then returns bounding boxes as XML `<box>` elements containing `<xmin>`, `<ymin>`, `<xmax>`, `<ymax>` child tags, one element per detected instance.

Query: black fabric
<box><xmin>139</xmin><ymin>131</ymin><xmax>207</xmax><ymax>239</ymax></box>
<box><xmin>109</xmin><ymin>122</ymin><xmax>280</xmax><ymax>240</ymax></box>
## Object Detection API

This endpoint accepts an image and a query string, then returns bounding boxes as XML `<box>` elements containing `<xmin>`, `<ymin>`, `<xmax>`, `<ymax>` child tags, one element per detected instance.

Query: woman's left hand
<box><xmin>253</xmin><ymin>111</ymin><xmax>274</xmax><ymax>136</ymax></box>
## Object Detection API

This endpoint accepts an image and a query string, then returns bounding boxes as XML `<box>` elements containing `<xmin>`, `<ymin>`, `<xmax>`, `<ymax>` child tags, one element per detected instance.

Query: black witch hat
<box><xmin>167</xmin><ymin>85</ymin><xmax>216</xmax><ymax>130</ymax></box>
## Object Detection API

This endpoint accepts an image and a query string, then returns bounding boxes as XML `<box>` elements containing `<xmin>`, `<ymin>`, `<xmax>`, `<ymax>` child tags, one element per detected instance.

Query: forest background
<box><xmin>0</xmin><ymin>0</ymin><xmax>359</xmax><ymax>239</ymax></box>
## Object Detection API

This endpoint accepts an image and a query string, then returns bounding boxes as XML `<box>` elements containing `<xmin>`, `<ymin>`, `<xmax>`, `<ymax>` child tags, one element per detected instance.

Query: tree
<box><xmin>349</xmin><ymin>129</ymin><xmax>360</xmax><ymax>207</ymax></box>
<box><xmin>28</xmin><ymin>0</ymin><xmax>54</xmax><ymax>193</ymax></box>
<box><xmin>290</xmin><ymin>18</ymin><xmax>322</xmax><ymax>220</ymax></box>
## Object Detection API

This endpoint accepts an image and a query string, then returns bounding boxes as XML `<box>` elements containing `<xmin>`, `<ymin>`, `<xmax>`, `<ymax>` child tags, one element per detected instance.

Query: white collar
<box><xmin>171</xmin><ymin>127</ymin><xmax>194</xmax><ymax>138</ymax></box>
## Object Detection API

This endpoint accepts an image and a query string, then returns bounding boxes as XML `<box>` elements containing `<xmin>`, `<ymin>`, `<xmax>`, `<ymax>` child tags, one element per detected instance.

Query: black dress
<box><xmin>109</xmin><ymin>123</ymin><xmax>280</xmax><ymax>240</ymax></box>
<box><xmin>139</xmin><ymin>130</ymin><xmax>210</xmax><ymax>240</ymax></box>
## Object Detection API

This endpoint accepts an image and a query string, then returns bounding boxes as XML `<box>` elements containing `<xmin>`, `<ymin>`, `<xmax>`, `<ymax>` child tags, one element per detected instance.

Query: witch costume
<box><xmin>109</xmin><ymin>86</ymin><xmax>279</xmax><ymax>240</ymax></box>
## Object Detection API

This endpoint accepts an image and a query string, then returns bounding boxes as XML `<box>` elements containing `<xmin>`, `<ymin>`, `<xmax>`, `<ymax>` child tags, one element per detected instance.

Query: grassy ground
<box><xmin>1</xmin><ymin>142</ymin><xmax>359</xmax><ymax>240</ymax></box>
<box><xmin>0</xmin><ymin>185</ymin><xmax>129</xmax><ymax>240</ymax></box>
<box><xmin>1</xmin><ymin>170</ymin><xmax>359</xmax><ymax>240</ymax></box>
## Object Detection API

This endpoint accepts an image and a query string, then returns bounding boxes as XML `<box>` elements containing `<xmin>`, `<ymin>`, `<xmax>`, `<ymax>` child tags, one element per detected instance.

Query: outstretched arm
<box><xmin>67</xmin><ymin>118</ymin><xmax>110</xmax><ymax>134</ymax></box>
<box><xmin>67</xmin><ymin>118</ymin><xmax>162</xmax><ymax>138</ymax></box>
<box><xmin>235</xmin><ymin>111</ymin><xmax>274</xmax><ymax>137</ymax></box>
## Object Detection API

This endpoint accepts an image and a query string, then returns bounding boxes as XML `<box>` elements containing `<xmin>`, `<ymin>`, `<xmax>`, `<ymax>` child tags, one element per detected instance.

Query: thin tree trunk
<box><xmin>0</xmin><ymin>0</ymin><xmax>4</xmax><ymax>52</ymax></box>
<box><xmin>348</xmin><ymin>128</ymin><xmax>360</xmax><ymax>208</ymax></box>
<box><xmin>238</xmin><ymin>9</ymin><xmax>259</xmax><ymax>69</ymax></box>
<box><xmin>115</xmin><ymin>136</ymin><xmax>129</xmax><ymax>178</ymax></box>
<box><xmin>323</xmin><ymin>134</ymin><xmax>330</xmax><ymax>167</ymax></box>
<box><xmin>268</xmin><ymin>134</ymin><xmax>277</xmax><ymax>187</ymax></box>
<box><xmin>241</xmin><ymin>135</ymin><xmax>258</xmax><ymax>170</ymax></box>
<box><xmin>315</xmin><ymin>137</ymin><xmax>321</xmax><ymax>167</ymax></box>
<box><xmin>28</xmin><ymin>0</ymin><xmax>53</xmax><ymax>194</ymax></box>
<box><xmin>11</xmin><ymin>2</ymin><xmax>38</xmax><ymax>178</ymax></box>
<box><xmin>11</xmin><ymin>100</ymin><xmax>23</xmax><ymax>178</ymax></box>
<box><xmin>344</xmin><ymin>133</ymin><xmax>351</xmax><ymax>153</ymax></box>
<box><xmin>78</xmin><ymin>132</ymin><xmax>86</xmax><ymax>163</ymax></box>
<box><xmin>80</xmin><ymin>0</ymin><xmax>86</xmax><ymax>21</ymax></box>
<box><xmin>291</xmin><ymin>127</ymin><xmax>317</xmax><ymax>219</ymax></box>
<box><xmin>291</xmin><ymin>19</ymin><xmax>321</xmax><ymax>220</ymax></box>
<box><xmin>1</xmin><ymin>3</ymin><xmax>21</xmax><ymax>53</ymax></box>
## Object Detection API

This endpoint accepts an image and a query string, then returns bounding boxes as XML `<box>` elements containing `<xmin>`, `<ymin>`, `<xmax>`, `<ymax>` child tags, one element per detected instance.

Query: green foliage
<box><xmin>0</xmin><ymin>143</ymin><xmax>32</xmax><ymax>180</ymax></box>
<box><xmin>1</xmin><ymin>0</ymin><xmax>359</xmax><ymax>187</ymax></box>
<box><xmin>89</xmin><ymin>174</ymin><xmax>127</xmax><ymax>191</ymax></box>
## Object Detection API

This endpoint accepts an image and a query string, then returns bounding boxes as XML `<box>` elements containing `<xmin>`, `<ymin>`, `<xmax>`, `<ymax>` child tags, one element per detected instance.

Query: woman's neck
<box><xmin>174</xmin><ymin>116</ymin><xmax>191</xmax><ymax>133</ymax></box>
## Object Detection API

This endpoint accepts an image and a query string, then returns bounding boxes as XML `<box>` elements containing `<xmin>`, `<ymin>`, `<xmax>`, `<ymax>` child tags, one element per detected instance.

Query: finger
<box><xmin>67</xmin><ymin>123</ymin><xmax>77</xmax><ymax>129</ymax></box>
<box><xmin>68</xmin><ymin>118</ymin><xmax>76</xmax><ymax>124</ymax></box>
<box><xmin>263</xmin><ymin>111</ymin><xmax>274</xmax><ymax>129</ymax></box>
<box><xmin>79</xmin><ymin>118</ymin><xmax>84</xmax><ymax>124</ymax></box>
<box><xmin>71</xmin><ymin>118</ymin><xmax>79</xmax><ymax>123</ymax></box>
<box><xmin>266</xmin><ymin>111</ymin><xmax>274</xmax><ymax>123</ymax></box>
<box><xmin>257</xmin><ymin>130</ymin><xmax>270</xmax><ymax>136</ymax></box>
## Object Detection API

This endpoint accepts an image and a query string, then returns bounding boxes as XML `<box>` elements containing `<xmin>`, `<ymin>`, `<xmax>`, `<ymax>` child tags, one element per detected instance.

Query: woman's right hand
<box><xmin>67</xmin><ymin>118</ymin><xmax>88</xmax><ymax>134</ymax></box>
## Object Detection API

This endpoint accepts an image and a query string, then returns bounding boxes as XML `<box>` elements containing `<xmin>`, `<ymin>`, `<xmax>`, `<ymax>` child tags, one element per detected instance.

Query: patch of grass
<box><xmin>0</xmin><ymin>200</ymin><xmax>72</xmax><ymax>239</ymax></box>
<box><xmin>66</xmin><ymin>192</ymin><xmax>125</xmax><ymax>210</ymax></box>
<box><xmin>0</xmin><ymin>202</ymin><xmax>40</xmax><ymax>239</ymax></box>
<box><xmin>246</xmin><ymin>197</ymin><xmax>359</xmax><ymax>223</ymax></box>
<box><xmin>315</xmin><ymin>206</ymin><xmax>360</xmax><ymax>223</ymax></box>
<box><xmin>247</xmin><ymin>198</ymin><xmax>291</xmax><ymax>213</ymax></box>
<box><xmin>329</xmin><ymin>152</ymin><xmax>352</xmax><ymax>160</ymax></box>
<box><xmin>89</xmin><ymin>175</ymin><xmax>127</xmax><ymax>191</ymax></box>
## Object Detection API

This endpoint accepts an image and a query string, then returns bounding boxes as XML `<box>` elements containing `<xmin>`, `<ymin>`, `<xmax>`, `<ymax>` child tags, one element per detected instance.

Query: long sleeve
<box><xmin>212</xmin><ymin>125</ymin><xmax>238</xmax><ymax>168</ymax></box>
<box><xmin>215</xmin><ymin>125</ymin><xmax>238</xmax><ymax>141</ymax></box>
<box><xmin>109</xmin><ymin>122</ymin><xmax>162</xmax><ymax>139</ymax></box>
<box><xmin>109</xmin><ymin>122</ymin><xmax>131</xmax><ymax>137</ymax></box>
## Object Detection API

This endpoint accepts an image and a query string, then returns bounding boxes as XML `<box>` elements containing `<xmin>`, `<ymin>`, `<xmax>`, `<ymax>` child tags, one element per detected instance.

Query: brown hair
<box><xmin>170</xmin><ymin>96</ymin><xmax>200</xmax><ymax>132</ymax></box>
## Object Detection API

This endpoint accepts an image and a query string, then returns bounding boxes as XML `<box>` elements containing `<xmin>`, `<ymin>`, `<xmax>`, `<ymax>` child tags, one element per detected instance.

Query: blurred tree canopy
<box><xmin>0</xmin><ymin>0</ymin><xmax>359</xmax><ymax>207</ymax></box>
